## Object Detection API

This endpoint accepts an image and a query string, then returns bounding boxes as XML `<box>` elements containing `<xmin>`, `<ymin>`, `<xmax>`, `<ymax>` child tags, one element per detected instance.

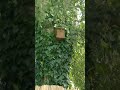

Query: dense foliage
<box><xmin>0</xmin><ymin>0</ymin><xmax>34</xmax><ymax>90</ymax></box>
<box><xmin>86</xmin><ymin>0</ymin><xmax>120</xmax><ymax>90</ymax></box>
<box><xmin>69</xmin><ymin>22</ymin><xmax>85</xmax><ymax>90</ymax></box>
<box><xmin>35</xmin><ymin>0</ymin><xmax>85</xmax><ymax>89</ymax></box>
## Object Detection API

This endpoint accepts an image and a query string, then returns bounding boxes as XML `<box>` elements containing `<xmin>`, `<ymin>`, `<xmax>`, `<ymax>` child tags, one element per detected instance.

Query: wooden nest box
<box><xmin>54</xmin><ymin>27</ymin><xmax>65</xmax><ymax>40</ymax></box>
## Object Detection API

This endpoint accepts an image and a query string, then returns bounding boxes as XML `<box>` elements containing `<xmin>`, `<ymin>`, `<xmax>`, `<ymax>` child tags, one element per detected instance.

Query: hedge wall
<box><xmin>35</xmin><ymin>0</ymin><xmax>81</xmax><ymax>88</ymax></box>
<box><xmin>35</xmin><ymin>19</ymin><xmax>74</xmax><ymax>88</ymax></box>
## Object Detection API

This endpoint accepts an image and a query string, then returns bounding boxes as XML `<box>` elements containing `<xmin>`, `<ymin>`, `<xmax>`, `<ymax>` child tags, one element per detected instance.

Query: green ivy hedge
<box><xmin>35</xmin><ymin>0</ymin><xmax>84</xmax><ymax>88</ymax></box>
<box><xmin>35</xmin><ymin>21</ymin><xmax>74</xmax><ymax>88</ymax></box>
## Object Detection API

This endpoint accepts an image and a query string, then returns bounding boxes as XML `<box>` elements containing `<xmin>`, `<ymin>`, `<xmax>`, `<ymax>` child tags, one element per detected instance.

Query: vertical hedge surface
<box><xmin>35</xmin><ymin>0</ymin><xmax>85</xmax><ymax>89</ymax></box>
